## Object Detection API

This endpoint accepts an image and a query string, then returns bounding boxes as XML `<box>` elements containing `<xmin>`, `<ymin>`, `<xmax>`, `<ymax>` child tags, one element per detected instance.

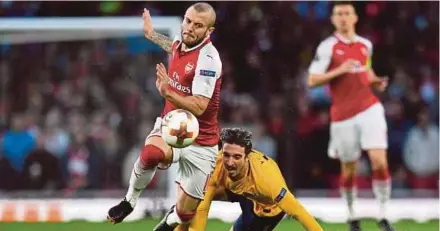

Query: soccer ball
<box><xmin>161</xmin><ymin>109</ymin><xmax>199</xmax><ymax>148</ymax></box>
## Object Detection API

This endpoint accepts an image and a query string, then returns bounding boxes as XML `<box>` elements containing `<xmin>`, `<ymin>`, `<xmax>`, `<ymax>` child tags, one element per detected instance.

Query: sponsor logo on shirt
<box><xmin>169</xmin><ymin>72</ymin><xmax>191</xmax><ymax>94</ymax></box>
<box><xmin>350</xmin><ymin>60</ymin><xmax>367</xmax><ymax>73</ymax></box>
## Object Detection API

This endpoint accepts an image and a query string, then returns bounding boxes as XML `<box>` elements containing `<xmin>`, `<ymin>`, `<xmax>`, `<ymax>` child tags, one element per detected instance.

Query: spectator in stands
<box><xmin>22</xmin><ymin>134</ymin><xmax>64</xmax><ymax>190</ymax></box>
<box><xmin>385</xmin><ymin>99</ymin><xmax>413</xmax><ymax>169</ymax></box>
<box><xmin>43</xmin><ymin>108</ymin><xmax>70</xmax><ymax>159</ymax></box>
<box><xmin>0</xmin><ymin>153</ymin><xmax>22</xmax><ymax>190</ymax></box>
<box><xmin>252</xmin><ymin>121</ymin><xmax>277</xmax><ymax>159</ymax></box>
<box><xmin>403</xmin><ymin>106</ymin><xmax>439</xmax><ymax>189</ymax></box>
<box><xmin>1</xmin><ymin>113</ymin><xmax>36</xmax><ymax>172</ymax></box>
<box><xmin>64</xmin><ymin>132</ymin><xmax>101</xmax><ymax>191</ymax></box>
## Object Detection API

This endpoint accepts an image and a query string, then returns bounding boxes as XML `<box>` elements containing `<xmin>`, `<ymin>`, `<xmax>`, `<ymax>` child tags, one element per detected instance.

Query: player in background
<box><xmin>106</xmin><ymin>3</ymin><xmax>223</xmax><ymax>231</ymax></box>
<box><xmin>307</xmin><ymin>2</ymin><xmax>394</xmax><ymax>231</ymax></box>
<box><xmin>176</xmin><ymin>128</ymin><xmax>324</xmax><ymax>231</ymax></box>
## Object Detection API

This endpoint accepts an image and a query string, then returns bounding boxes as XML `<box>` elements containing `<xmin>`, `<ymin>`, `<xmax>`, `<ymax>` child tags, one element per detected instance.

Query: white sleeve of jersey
<box><xmin>192</xmin><ymin>44</ymin><xmax>222</xmax><ymax>99</ymax></box>
<box><xmin>308</xmin><ymin>41</ymin><xmax>333</xmax><ymax>74</ymax></box>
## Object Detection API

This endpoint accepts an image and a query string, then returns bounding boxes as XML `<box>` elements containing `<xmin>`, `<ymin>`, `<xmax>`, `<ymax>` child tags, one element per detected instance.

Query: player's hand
<box><xmin>142</xmin><ymin>8</ymin><xmax>153</xmax><ymax>39</ymax></box>
<box><xmin>156</xmin><ymin>63</ymin><xmax>170</xmax><ymax>97</ymax></box>
<box><xmin>338</xmin><ymin>59</ymin><xmax>357</xmax><ymax>74</ymax></box>
<box><xmin>371</xmin><ymin>76</ymin><xmax>389</xmax><ymax>92</ymax></box>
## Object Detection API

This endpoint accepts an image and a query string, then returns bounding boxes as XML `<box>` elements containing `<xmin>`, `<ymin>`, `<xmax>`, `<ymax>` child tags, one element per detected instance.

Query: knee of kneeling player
<box><xmin>176</xmin><ymin>208</ymin><xmax>196</xmax><ymax>223</ymax></box>
<box><xmin>139</xmin><ymin>145</ymin><xmax>165</xmax><ymax>169</ymax></box>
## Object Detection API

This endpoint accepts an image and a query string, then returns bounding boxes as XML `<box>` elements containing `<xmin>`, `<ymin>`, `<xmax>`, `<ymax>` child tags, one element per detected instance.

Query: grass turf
<box><xmin>0</xmin><ymin>219</ymin><xmax>438</xmax><ymax>231</ymax></box>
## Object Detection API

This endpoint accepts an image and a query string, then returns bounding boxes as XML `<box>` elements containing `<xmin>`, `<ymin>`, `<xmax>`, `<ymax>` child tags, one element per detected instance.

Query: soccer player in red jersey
<box><xmin>107</xmin><ymin>3</ymin><xmax>223</xmax><ymax>231</ymax></box>
<box><xmin>307</xmin><ymin>2</ymin><xmax>395</xmax><ymax>231</ymax></box>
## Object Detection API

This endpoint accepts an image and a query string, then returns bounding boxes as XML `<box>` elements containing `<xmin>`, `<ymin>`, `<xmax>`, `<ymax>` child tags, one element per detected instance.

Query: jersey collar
<box><xmin>177</xmin><ymin>36</ymin><xmax>211</xmax><ymax>53</ymax></box>
<box><xmin>334</xmin><ymin>32</ymin><xmax>358</xmax><ymax>44</ymax></box>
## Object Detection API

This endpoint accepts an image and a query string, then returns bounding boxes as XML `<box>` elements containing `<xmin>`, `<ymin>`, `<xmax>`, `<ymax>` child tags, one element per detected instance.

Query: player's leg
<box><xmin>227</xmin><ymin>191</ymin><xmax>285</xmax><ymax>231</ymax></box>
<box><xmin>244</xmin><ymin>211</ymin><xmax>285</xmax><ymax>231</ymax></box>
<box><xmin>229</xmin><ymin>192</ymin><xmax>254</xmax><ymax>231</ymax></box>
<box><xmin>358</xmin><ymin>103</ymin><xmax>394</xmax><ymax>231</ymax></box>
<box><xmin>231</xmin><ymin>213</ymin><xmax>248</xmax><ymax>231</ymax></box>
<box><xmin>340</xmin><ymin>161</ymin><xmax>361</xmax><ymax>231</ymax></box>
<box><xmin>125</xmin><ymin>135</ymin><xmax>173</xmax><ymax>205</ymax></box>
<box><xmin>154</xmin><ymin>145</ymin><xmax>217</xmax><ymax>230</ymax></box>
<box><xmin>367</xmin><ymin>149</ymin><xmax>394</xmax><ymax>231</ymax></box>
<box><xmin>108</xmin><ymin>118</ymin><xmax>174</xmax><ymax>224</ymax></box>
<box><xmin>328</xmin><ymin>118</ymin><xmax>362</xmax><ymax>230</ymax></box>
<box><xmin>357</xmin><ymin>104</ymin><xmax>394</xmax><ymax>231</ymax></box>
<box><xmin>154</xmin><ymin>186</ymin><xmax>202</xmax><ymax>231</ymax></box>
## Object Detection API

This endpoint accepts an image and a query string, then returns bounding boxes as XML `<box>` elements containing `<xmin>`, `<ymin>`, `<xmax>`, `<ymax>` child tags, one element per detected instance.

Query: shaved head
<box><xmin>189</xmin><ymin>2</ymin><xmax>216</xmax><ymax>27</ymax></box>
<box><xmin>181</xmin><ymin>2</ymin><xmax>216</xmax><ymax>48</ymax></box>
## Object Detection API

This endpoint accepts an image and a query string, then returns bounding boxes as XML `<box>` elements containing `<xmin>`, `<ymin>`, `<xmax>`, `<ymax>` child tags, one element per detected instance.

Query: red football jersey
<box><xmin>161</xmin><ymin>37</ymin><xmax>222</xmax><ymax>146</ymax></box>
<box><xmin>308</xmin><ymin>33</ymin><xmax>379</xmax><ymax>121</ymax></box>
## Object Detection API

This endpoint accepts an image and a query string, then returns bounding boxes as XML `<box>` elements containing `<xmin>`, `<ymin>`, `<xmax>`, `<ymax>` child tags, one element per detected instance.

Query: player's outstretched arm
<box><xmin>308</xmin><ymin>59</ymin><xmax>356</xmax><ymax>87</ymax></box>
<box><xmin>156</xmin><ymin>63</ymin><xmax>210</xmax><ymax>116</ymax></box>
<box><xmin>264</xmin><ymin>164</ymin><xmax>323</xmax><ymax>231</ymax></box>
<box><xmin>277</xmin><ymin>191</ymin><xmax>323</xmax><ymax>231</ymax></box>
<box><xmin>164</xmin><ymin>93</ymin><xmax>210</xmax><ymax>117</ymax></box>
<box><xmin>307</xmin><ymin>41</ymin><xmax>356</xmax><ymax>88</ymax></box>
<box><xmin>367</xmin><ymin>69</ymin><xmax>389</xmax><ymax>92</ymax></box>
<box><xmin>143</xmin><ymin>8</ymin><xmax>172</xmax><ymax>54</ymax></box>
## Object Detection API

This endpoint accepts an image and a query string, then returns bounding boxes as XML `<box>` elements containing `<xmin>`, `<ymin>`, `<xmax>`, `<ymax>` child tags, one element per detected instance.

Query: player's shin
<box><xmin>125</xmin><ymin>145</ymin><xmax>165</xmax><ymax>208</ymax></box>
<box><xmin>372</xmin><ymin>168</ymin><xmax>391</xmax><ymax>220</ymax></box>
<box><xmin>166</xmin><ymin>205</ymin><xmax>195</xmax><ymax>227</ymax></box>
<box><xmin>340</xmin><ymin>173</ymin><xmax>358</xmax><ymax>220</ymax></box>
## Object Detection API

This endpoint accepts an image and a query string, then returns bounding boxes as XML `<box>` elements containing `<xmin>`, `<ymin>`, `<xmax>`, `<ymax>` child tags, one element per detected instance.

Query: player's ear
<box><xmin>207</xmin><ymin>27</ymin><xmax>215</xmax><ymax>37</ymax></box>
<box><xmin>330</xmin><ymin>14</ymin><xmax>336</xmax><ymax>27</ymax></box>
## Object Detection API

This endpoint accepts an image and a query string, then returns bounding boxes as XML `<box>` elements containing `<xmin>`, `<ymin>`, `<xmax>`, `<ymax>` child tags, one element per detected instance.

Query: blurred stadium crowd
<box><xmin>0</xmin><ymin>2</ymin><xmax>438</xmax><ymax>196</ymax></box>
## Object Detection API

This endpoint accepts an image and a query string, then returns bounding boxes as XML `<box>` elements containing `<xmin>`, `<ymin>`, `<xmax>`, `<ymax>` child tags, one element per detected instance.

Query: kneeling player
<box><xmin>174</xmin><ymin>128</ymin><xmax>323</xmax><ymax>231</ymax></box>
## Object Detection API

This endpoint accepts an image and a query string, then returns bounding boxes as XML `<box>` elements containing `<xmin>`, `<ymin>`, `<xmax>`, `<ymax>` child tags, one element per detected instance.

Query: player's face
<box><xmin>331</xmin><ymin>5</ymin><xmax>358</xmax><ymax>33</ymax></box>
<box><xmin>181</xmin><ymin>7</ymin><xmax>215</xmax><ymax>48</ymax></box>
<box><xmin>222</xmin><ymin>143</ymin><xmax>247</xmax><ymax>179</ymax></box>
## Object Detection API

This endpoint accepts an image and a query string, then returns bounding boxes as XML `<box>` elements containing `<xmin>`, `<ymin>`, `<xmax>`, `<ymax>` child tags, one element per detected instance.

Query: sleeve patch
<box><xmin>275</xmin><ymin>188</ymin><xmax>287</xmax><ymax>203</ymax></box>
<box><xmin>200</xmin><ymin>69</ymin><xmax>216</xmax><ymax>77</ymax></box>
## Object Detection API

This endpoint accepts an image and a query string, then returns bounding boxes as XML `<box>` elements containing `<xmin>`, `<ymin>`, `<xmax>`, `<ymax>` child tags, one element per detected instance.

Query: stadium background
<box><xmin>0</xmin><ymin>1</ymin><xmax>438</xmax><ymax>230</ymax></box>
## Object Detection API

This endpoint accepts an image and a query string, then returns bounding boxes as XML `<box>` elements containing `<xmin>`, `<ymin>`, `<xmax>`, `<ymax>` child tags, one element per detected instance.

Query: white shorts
<box><xmin>328</xmin><ymin>103</ymin><xmax>388</xmax><ymax>163</ymax></box>
<box><xmin>146</xmin><ymin>117</ymin><xmax>218</xmax><ymax>199</ymax></box>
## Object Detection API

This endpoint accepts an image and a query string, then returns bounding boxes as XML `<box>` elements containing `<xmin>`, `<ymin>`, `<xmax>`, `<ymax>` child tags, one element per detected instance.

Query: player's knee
<box><xmin>340</xmin><ymin>162</ymin><xmax>357</xmax><ymax>188</ymax></box>
<box><xmin>370</xmin><ymin>158</ymin><xmax>388</xmax><ymax>172</ymax></box>
<box><xmin>341</xmin><ymin>162</ymin><xmax>357</xmax><ymax>177</ymax></box>
<box><xmin>368</xmin><ymin>149</ymin><xmax>388</xmax><ymax>169</ymax></box>
<box><xmin>372</xmin><ymin>168</ymin><xmax>390</xmax><ymax>181</ymax></box>
<box><xmin>340</xmin><ymin>174</ymin><xmax>356</xmax><ymax>188</ymax></box>
<box><xmin>176</xmin><ymin>207</ymin><xmax>196</xmax><ymax>224</ymax></box>
<box><xmin>139</xmin><ymin>144</ymin><xmax>165</xmax><ymax>169</ymax></box>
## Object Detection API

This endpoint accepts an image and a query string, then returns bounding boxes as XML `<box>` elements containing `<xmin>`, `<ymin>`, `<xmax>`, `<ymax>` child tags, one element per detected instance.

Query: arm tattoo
<box><xmin>150</xmin><ymin>31</ymin><xmax>173</xmax><ymax>53</ymax></box>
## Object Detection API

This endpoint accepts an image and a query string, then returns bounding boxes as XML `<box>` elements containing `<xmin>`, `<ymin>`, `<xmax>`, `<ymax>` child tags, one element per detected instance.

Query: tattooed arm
<box><xmin>148</xmin><ymin>31</ymin><xmax>173</xmax><ymax>54</ymax></box>
<box><xmin>143</xmin><ymin>8</ymin><xmax>173</xmax><ymax>54</ymax></box>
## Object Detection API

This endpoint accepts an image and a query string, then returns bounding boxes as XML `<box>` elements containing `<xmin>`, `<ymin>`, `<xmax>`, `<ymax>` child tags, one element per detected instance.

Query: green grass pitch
<box><xmin>0</xmin><ymin>219</ymin><xmax>438</xmax><ymax>231</ymax></box>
